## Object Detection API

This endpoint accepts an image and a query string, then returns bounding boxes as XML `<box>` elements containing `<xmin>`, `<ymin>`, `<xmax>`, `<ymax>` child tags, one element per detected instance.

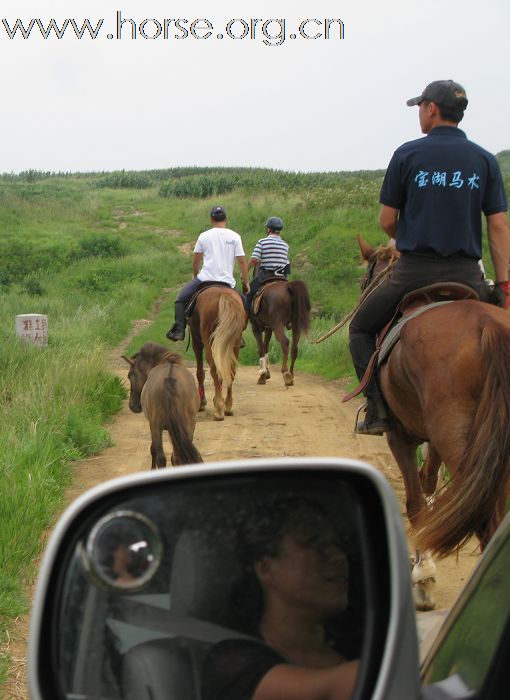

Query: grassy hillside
<box><xmin>497</xmin><ymin>150</ymin><xmax>510</xmax><ymax>177</ymax></box>
<box><xmin>0</xmin><ymin>162</ymin><xmax>508</xmax><ymax>686</ymax></box>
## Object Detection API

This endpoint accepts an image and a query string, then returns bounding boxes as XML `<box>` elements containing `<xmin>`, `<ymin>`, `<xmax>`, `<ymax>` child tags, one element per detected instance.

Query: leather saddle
<box><xmin>252</xmin><ymin>278</ymin><xmax>287</xmax><ymax>315</ymax></box>
<box><xmin>342</xmin><ymin>282</ymin><xmax>479</xmax><ymax>403</ymax></box>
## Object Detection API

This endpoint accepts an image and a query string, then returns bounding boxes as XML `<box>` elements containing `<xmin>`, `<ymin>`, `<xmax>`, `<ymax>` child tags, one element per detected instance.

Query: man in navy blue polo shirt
<box><xmin>349</xmin><ymin>79</ymin><xmax>510</xmax><ymax>435</ymax></box>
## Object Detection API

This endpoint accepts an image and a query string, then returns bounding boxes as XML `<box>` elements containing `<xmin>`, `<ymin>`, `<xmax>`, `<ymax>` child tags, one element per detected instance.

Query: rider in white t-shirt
<box><xmin>166</xmin><ymin>206</ymin><xmax>250</xmax><ymax>341</ymax></box>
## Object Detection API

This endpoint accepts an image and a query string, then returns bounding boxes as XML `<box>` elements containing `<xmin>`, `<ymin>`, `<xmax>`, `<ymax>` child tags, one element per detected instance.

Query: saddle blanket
<box><xmin>378</xmin><ymin>300</ymin><xmax>454</xmax><ymax>365</ymax></box>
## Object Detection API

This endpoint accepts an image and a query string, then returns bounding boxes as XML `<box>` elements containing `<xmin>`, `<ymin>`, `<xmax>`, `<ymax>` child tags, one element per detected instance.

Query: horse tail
<box><xmin>415</xmin><ymin>319</ymin><xmax>510</xmax><ymax>557</ymax></box>
<box><xmin>163</xmin><ymin>372</ymin><xmax>203</xmax><ymax>465</ymax></box>
<box><xmin>288</xmin><ymin>280</ymin><xmax>311</xmax><ymax>335</ymax></box>
<box><xmin>210</xmin><ymin>293</ymin><xmax>245</xmax><ymax>385</ymax></box>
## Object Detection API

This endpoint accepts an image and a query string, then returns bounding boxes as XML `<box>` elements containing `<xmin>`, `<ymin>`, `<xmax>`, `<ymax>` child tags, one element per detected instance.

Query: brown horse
<box><xmin>356</xmin><ymin>237</ymin><xmax>510</xmax><ymax>605</ymax></box>
<box><xmin>249</xmin><ymin>280</ymin><xmax>311</xmax><ymax>386</ymax></box>
<box><xmin>122</xmin><ymin>342</ymin><xmax>202</xmax><ymax>467</ymax></box>
<box><xmin>189</xmin><ymin>286</ymin><xmax>247</xmax><ymax>421</ymax></box>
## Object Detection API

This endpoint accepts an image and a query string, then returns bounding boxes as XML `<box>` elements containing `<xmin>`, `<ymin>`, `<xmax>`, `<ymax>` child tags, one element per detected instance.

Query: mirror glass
<box><xmin>45</xmin><ymin>470</ymin><xmax>388</xmax><ymax>700</ymax></box>
<box><xmin>83</xmin><ymin>510</ymin><xmax>162</xmax><ymax>592</ymax></box>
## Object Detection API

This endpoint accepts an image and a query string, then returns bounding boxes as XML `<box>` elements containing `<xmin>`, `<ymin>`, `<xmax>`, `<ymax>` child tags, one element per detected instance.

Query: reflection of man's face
<box><xmin>112</xmin><ymin>544</ymin><xmax>131</xmax><ymax>578</ymax></box>
<box><xmin>260</xmin><ymin>533</ymin><xmax>349</xmax><ymax>614</ymax></box>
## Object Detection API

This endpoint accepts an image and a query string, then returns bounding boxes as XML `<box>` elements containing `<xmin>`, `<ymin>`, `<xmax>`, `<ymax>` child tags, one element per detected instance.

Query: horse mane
<box><xmin>139</xmin><ymin>342</ymin><xmax>183</xmax><ymax>366</ymax></box>
<box><xmin>373</xmin><ymin>242</ymin><xmax>400</xmax><ymax>264</ymax></box>
<box><xmin>361</xmin><ymin>242</ymin><xmax>400</xmax><ymax>291</ymax></box>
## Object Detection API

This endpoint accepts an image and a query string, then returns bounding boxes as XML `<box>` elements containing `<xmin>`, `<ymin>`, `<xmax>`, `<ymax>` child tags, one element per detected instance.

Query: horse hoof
<box><xmin>214</xmin><ymin>415</ymin><xmax>225</xmax><ymax>421</ymax></box>
<box><xmin>225</xmin><ymin>409</ymin><xmax>234</xmax><ymax>416</ymax></box>
<box><xmin>199</xmin><ymin>405</ymin><xmax>206</xmax><ymax>412</ymax></box>
<box><xmin>413</xmin><ymin>578</ymin><xmax>436</xmax><ymax>611</ymax></box>
<box><xmin>257</xmin><ymin>376</ymin><xmax>267</xmax><ymax>385</ymax></box>
<box><xmin>283</xmin><ymin>372</ymin><xmax>294</xmax><ymax>386</ymax></box>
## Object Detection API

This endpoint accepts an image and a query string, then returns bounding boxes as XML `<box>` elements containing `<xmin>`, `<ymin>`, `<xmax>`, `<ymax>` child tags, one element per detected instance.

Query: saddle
<box><xmin>252</xmin><ymin>278</ymin><xmax>287</xmax><ymax>315</ymax></box>
<box><xmin>185</xmin><ymin>281</ymin><xmax>232</xmax><ymax>317</ymax></box>
<box><xmin>342</xmin><ymin>282</ymin><xmax>479</xmax><ymax>403</ymax></box>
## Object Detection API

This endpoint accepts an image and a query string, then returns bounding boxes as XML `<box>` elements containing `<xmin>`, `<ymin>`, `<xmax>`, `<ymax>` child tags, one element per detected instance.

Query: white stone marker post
<box><xmin>15</xmin><ymin>314</ymin><xmax>48</xmax><ymax>347</ymax></box>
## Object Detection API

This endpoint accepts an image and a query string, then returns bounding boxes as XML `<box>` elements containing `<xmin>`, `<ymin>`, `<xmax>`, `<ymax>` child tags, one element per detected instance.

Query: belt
<box><xmin>401</xmin><ymin>251</ymin><xmax>478</xmax><ymax>262</ymax></box>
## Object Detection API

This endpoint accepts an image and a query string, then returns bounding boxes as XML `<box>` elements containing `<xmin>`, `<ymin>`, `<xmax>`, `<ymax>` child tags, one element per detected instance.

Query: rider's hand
<box><xmin>494</xmin><ymin>280</ymin><xmax>510</xmax><ymax>309</ymax></box>
<box><xmin>242</xmin><ymin>281</ymin><xmax>250</xmax><ymax>294</ymax></box>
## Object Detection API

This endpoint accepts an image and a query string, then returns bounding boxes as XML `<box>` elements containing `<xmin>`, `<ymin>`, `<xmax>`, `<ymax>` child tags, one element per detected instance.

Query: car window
<box><xmin>422</xmin><ymin>533</ymin><xmax>510</xmax><ymax>695</ymax></box>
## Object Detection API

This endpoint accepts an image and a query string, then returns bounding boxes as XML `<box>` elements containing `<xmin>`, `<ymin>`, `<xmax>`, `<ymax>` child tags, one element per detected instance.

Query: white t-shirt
<box><xmin>194</xmin><ymin>227</ymin><xmax>245</xmax><ymax>287</ymax></box>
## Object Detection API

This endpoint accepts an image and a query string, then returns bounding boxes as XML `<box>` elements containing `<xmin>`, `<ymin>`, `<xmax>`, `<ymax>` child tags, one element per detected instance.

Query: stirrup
<box><xmin>354</xmin><ymin>401</ymin><xmax>389</xmax><ymax>436</ymax></box>
<box><xmin>354</xmin><ymin>402</ymin><xmax>368</xmax><ymax>429</ymax></box>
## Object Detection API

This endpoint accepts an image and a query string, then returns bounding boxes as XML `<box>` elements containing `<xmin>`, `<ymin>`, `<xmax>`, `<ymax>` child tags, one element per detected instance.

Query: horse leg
<box><xmin>263</xmin><ymin>329</ymin><xmax>272</xmax><ymax>379</ymax></box>
<box><xmin>273</xmin><ymin>324</ymin><xmax>292</xmax><ymax>386</ymax></box>
<box><xmin>419</xmin><ymin>442</ymin><xmax>444</xmax><ymax>500</ymax></box>
<box><xmin>211</xmin><ymin>372</ymin><xmax>225</xmax><ymax>420</ymax></box>
<box><xmin>193</xmin><ymin>336</ymin><xmax>207</xmax><ymax>411</ymax></box>
<box><xmin>224</xmin><ymin>383</ymin><xmax>234</xmax><ymax>415</ymax></box>
<box><xmin>386</xmin><ymin>426</ymin><xmax>436</xmax><ymax>610</ymax></box>
<box><xmin>252</xmin><ymin>323</ymin><xmax>268</xmax><ymax>385</ymax></box>
<box><xmin>225</xmin><ymin>342</ymin><xmax>241</xmax><ymax>416</ymax></box>
<box><xmin>150</xmin><ymin>425</ymin><xmax>166</xmax><ymax>470</ymax></box>
<box><xmin>205</xmin><ymin>345</ymin><xmax>225</xmax><ymax>421</ymax></box>
<box><xmin>288</xmin><ymin>327</ymin><xmax>300</xmax><ymax>384</ymax></box>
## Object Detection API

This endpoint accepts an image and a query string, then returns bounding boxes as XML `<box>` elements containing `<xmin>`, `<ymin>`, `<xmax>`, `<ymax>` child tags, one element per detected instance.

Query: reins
<box><xmin>312</xmin><ymin>257</ymin><xmax>398</xmax><ymax>344</ymax></box>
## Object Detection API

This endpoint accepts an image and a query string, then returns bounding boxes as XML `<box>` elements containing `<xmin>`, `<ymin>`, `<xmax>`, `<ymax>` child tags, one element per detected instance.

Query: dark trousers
<box><xmin>175</xmin><ymin>277</ymin><xmax>205</xmax><ymax>305</ymax></box>
<box><xmin>245</xmin><ymin>270</ymin><xmax>288</xmax><ymax>309</ymax></box>
<box><xmin>349</xmin><ymin>253</ymin><xmax>490</xmax><ymax>390</ymax></box>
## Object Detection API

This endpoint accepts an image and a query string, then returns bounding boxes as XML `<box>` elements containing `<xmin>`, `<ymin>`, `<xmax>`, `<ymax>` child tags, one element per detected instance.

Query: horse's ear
<box><xmin>121</xmin><ymin>355</ymin><xmax>134</xmax><ymax>367</ymax></box>
<box><xmin>357</xmin><ymin>235</ymin><xmax>375</xmax><ymax>262</ymax></box>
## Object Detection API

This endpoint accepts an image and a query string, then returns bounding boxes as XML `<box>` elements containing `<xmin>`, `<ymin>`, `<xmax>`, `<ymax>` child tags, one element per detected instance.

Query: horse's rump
<box><xmin>191</xmin><ymin>286</ymin><xmax>246</xmax><ymax>420</ymax></box>
<box><xmin>382</xmin><ymin>302</ymin><xmax>510</xmax><ymax>556</ymax></box>
<box><xmin>203</xmin><ymin>289</ymin><xmax>245</xmax><ymax>384</ymax></box>
<box><xmin>142</xmin><ymin>362</ymin><xmax>202</xmax><ymax>465</ymax></box>
<box><xmin>124</xmin><ymin>343</ymin><xmax>201</xmax><ymax>467</ymax></box>
<box><xmin>162</xmin><ymin>369</ymin><xmax>202</xmax><ymax>465</ymax></box>
<box><xmin>255</xmin><ymin>280</ymin><xmax>311</xmax><ymax>335</ymax></box>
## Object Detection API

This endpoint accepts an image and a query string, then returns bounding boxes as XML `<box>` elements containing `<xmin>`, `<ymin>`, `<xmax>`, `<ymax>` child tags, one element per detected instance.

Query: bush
<box><xmin>74</xmin><ymin>233</ymin><xmax>127</xmax><ymax>260</ymax></box>
<box><xmin>0</xmin><ymin>241</ymin><xmax>65</xmax><ymax>288</ymax></box>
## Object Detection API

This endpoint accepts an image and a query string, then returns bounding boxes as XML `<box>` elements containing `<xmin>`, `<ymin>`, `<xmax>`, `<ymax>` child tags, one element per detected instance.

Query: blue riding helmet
<box><xmin>265</xmin><ymin>216</ymin><xmax>284</xmax><ymax>231</ymax></box>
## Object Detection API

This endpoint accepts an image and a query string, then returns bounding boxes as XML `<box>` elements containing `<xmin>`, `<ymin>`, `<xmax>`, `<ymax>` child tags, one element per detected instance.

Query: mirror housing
<box><xmin>28</xmin><ymin>458</ymin><xmax>421</xmax><ymax>700</ymax></box>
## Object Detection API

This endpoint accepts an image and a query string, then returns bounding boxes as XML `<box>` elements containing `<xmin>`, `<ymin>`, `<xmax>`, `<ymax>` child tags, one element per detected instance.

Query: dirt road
<box><xmin>4</xmin><ymin>339</ymin><xmax>479</xmax><ymax>698</ymax></box>
<box><xmin>65</xmin><ymin>350</ymin><xmax>480</xmax><ymax>634</ymax></box>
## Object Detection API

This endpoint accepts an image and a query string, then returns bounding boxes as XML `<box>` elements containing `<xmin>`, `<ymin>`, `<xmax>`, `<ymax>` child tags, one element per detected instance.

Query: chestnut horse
<box><xmin>357</xmin><ymin>237</ymin><xmax>510</xmax><ymax>606</ymax></box>
<box><xmin>122</xmin><ymin>343</ymin><xmax>202</xmax><ymax>467</ymax></box>
<box><xmin>249</xmin><ymin>280</ymin><xmax>311</xmax><ymax>386</ymax></box>
<box><xmin>190</xmin><ymin>286</ymin><xmax>247</xmax><ymax>421</ymax></box>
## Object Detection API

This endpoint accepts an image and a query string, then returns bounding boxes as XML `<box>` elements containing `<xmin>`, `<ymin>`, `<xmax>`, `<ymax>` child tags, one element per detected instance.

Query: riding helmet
<box><xmin>265</xmin><ymin>216</ymin><xmax>284</xmax><ymax>231</ymax></box>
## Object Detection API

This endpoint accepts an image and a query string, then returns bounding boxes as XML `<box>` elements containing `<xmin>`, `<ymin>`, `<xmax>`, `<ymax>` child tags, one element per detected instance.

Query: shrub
<box><xmin>74</xmin><ymin>233</ymin><xmax>127</xmax><ymax>260</ymax></box>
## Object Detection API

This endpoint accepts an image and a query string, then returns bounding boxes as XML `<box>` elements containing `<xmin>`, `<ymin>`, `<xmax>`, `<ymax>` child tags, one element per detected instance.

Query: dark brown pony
<box><xmin>249</xmin><ymin>280</ymin><xmax>311</xmax><ymax>386</ymax></box>
<box><xmin>189</xmin><ymin>286</ymin><xmax>247</xmax><ymax>420</ymax></box>
<box><xmin>358</xmin><ymin>237</ymin><xmax>510</xmax><ymax>566</ymax></box>
<box><xmin>122</xmin><ymin>342</ymin><xmax>202</xmax><ymax>467</ymax></box>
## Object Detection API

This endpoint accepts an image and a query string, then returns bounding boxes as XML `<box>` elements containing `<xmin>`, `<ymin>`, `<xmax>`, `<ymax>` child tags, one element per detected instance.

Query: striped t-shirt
<box><xmin>251</xmin><ymin>234</ymin><xmax>289</xmax><ymax>270</ymax></box>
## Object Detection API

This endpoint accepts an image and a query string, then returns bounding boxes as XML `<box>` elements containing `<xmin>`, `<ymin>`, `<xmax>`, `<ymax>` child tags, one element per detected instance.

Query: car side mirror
<box><xmin>28</xmin><ymin>458</ymin><xmax>421</xmax><ymax>700</ymax></box>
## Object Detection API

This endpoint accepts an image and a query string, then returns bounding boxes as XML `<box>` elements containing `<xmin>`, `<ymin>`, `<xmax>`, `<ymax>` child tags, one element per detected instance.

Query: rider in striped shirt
<box><xmin>244</xmin><ymin>216</ymin><xmax>290</xmax><ymax>311</ymax></box>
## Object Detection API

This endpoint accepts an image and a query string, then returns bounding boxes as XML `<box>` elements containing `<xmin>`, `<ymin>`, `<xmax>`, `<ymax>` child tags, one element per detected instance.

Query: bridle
<box><xmin>312</xmin><ymin>244</ymin><xmax>399</xmax><ymax>345</ymax></box>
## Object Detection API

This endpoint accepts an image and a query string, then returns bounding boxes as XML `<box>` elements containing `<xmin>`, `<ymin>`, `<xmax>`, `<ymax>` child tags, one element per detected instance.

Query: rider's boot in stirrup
<box><xmin>166</xmin><ymin>301</ymin><xmax>186</xmax><ymax>342</ymax></box>
<box><xmin>355</xmin><ymin>391</ymin><xmax>390</xmax><ymax>436</ymax></box>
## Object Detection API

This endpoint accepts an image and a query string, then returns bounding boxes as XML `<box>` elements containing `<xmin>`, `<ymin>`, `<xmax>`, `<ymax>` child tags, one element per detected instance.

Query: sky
<box><xmin>1</xmin><ymin>0</ymin><xmax>509</xmax><ymax>174</ymax></box>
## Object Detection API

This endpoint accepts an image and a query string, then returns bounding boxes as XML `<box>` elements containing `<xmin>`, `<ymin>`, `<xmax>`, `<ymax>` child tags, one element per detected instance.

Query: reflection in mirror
<box><xmin>82</xmin><ymin>510</ymin><xmax>162</xmax><ymax>592</ymax></box>
<box><xmin>50</xmin><ymin>471</ymin><xmax>386</xmax><ymax>700</ymax></box>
